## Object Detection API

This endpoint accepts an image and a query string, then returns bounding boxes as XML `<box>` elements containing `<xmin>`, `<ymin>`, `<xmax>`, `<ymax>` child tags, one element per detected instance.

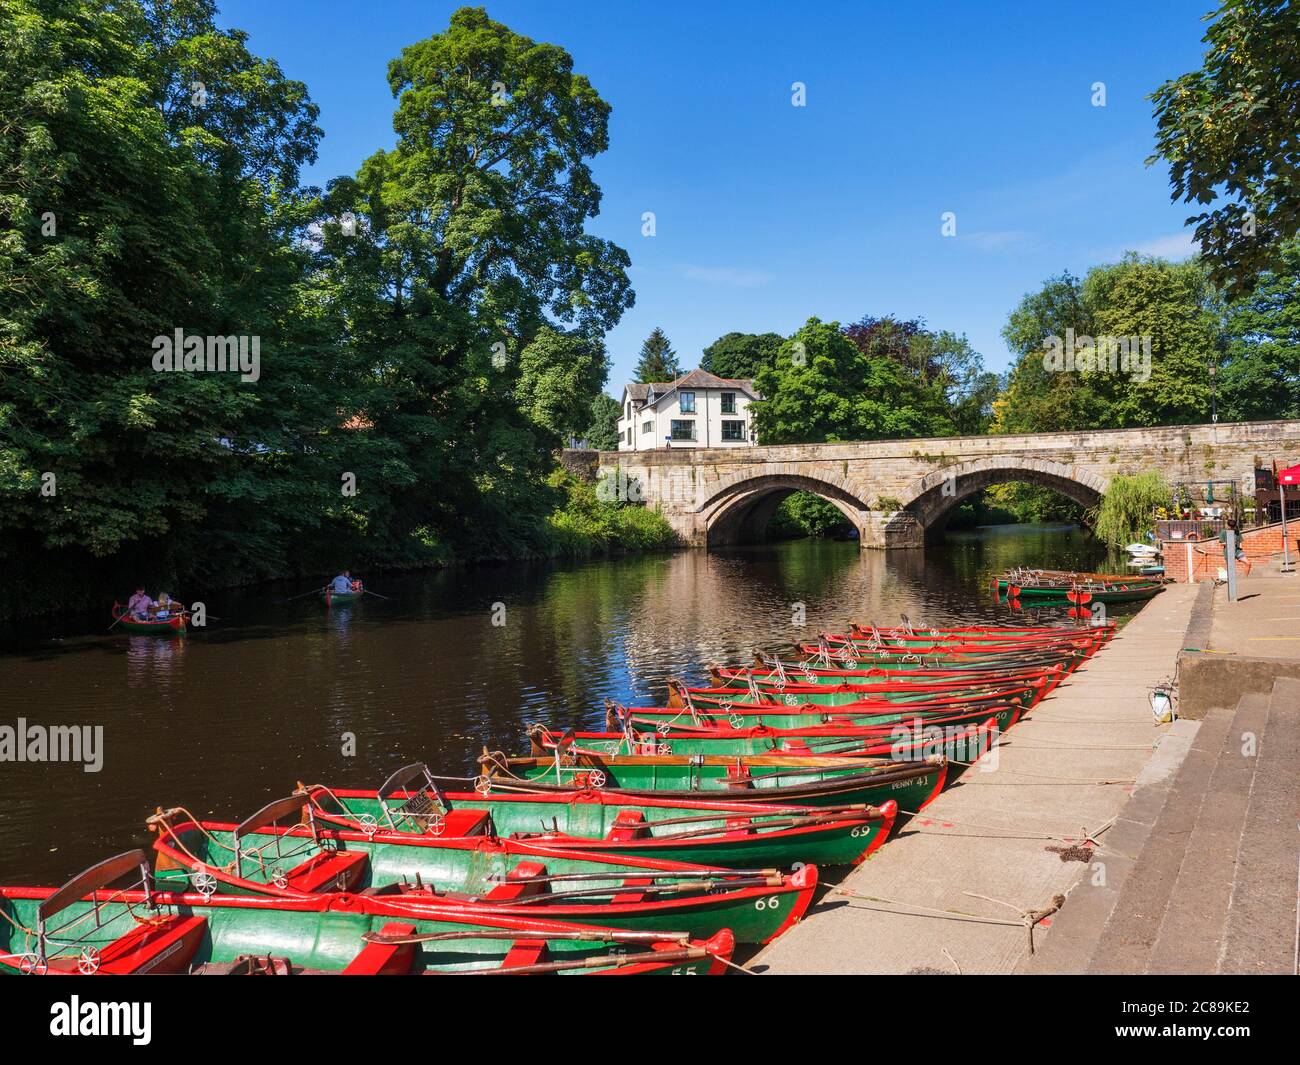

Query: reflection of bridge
<box><xmin>598</xmin><ymin>420</ymin><xmax>1300</xmax><ymax>550</ymax></box>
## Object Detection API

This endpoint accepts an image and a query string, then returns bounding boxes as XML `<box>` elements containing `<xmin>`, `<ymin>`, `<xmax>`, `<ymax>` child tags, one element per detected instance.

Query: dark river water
<box><xmin>0</xmin><ymin>525</ymin><xmax>1129</xmax><ymax>885</ymax></box>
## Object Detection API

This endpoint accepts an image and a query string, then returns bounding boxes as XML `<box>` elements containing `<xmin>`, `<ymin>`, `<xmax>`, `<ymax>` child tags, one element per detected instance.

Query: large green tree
<box><xmin>751</xmin><ymin>319</ymin><xmax>949</xmax><ymax>444</ymax></box>
<box><xmin>993</xmin><ymin>259</ymin><xmax>1216</xmax><ymax>433</ymax></box>
<box><xmin>699</xmin><ymin>331</ymin><xmax>783</xmax><ymax>380</ymax></box>
<box><xmin>633</xmin><ymin>327</ymin><xmax>680</xmax><ymax>382</ymax></box>
<box><xmin>515</xmin><ymin>327</ymin><xmax>609</xmax><ymax>442</ymax></box>
<box><xmin>0</xmin><ymin>0</ymin><xmax>357</xmax><ymax>596</ymax></box>
<box><xmin>1150</xmin><ymin>0</ymin><xmax>1300</xmax><ymax>299</ymax></box>
<box><xmin>582</xmin><ymin>393</ymin><xmax>622</xmax><ymax>451</ymax></box>
<box><xmin>1217</xmin><ymin>239</ymin><xmax>1300</xmax><ymax>421</ymax></box>
<box><xmin>322</xmin><ymin>6</ymin><xmax>634</xmax><ymax>559</ymax></box>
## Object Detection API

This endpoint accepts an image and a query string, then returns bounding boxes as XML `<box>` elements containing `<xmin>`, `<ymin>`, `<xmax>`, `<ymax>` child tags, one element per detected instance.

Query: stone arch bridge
<box><xmin>596</xmin><ymin>420</ymin><xmax>1300</xmax><ymax>549</ymax></box>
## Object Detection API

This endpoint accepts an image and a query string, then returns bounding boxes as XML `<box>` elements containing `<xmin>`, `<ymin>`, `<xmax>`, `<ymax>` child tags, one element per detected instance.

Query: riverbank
<box><xmin>0</xmin><ymin>471</ymin><xmax>676</xmax><ymax>626</ymax></box>
<box><xmin>752</xmin><ymin>582</ymin><xmax>1202</xmax><ymax>974</ymax></box>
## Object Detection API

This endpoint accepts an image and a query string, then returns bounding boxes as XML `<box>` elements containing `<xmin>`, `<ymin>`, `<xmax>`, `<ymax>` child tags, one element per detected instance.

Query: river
<box><xmin>0</xmin><ymin>524</ymin><xmax>1131</xmax><ymax>884</ymax></box>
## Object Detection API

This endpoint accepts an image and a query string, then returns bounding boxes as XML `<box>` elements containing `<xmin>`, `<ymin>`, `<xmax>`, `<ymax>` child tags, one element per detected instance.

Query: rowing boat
<box><xmin>300</xmin><ymin>763</ymin><xmax>896</xmax><ymax>868</ymax></box>
<box><xmin>323</xmin><ymin>586</ymin><xmax>362</xmax><ymax>605</ymax></box>
<box><xmin>478</xmin><ymin>749</ymin><xmax>949</xmax><ymax>816</ymax></box>
<box><xmin>110</xmin><ymin>603</ymin><xmax>187</xmax><ymax>635</ymax></box>
<box><xmin>148</xmin><ymin>797</ymin><xmax>816</xmax><ymax>944</ymax></box>
<box><xmin>535</xmin><ymin>705</ymin><xmax>1016</xmax><ymax>772</ymax></box>
<box><xmin>0</xmin><ymin>850</ymin><xmax>730</xmax><ymax>975</ymax></box>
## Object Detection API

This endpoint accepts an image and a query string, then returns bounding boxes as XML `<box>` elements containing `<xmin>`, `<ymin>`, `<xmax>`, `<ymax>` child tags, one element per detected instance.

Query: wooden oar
<box><xmin>361</xmin><ymin>589</ymin><xmax>390</xmax><ymax>600</ymax></box>
<box><xmin>481</xmin><ymin>875</ymin><xmax>782</xmax><ymax>906</ymax></box>
<box><xmin>361</xmin><ymin>927</ymin><xmax>689</xmax><ymax>946</ymax></box>
<box><xmin>464</xmin><ymin>946</ymin><xmax>708</xmax><ymax>976</ymax></box>
<box><xmin>284</xmin><ymin>587</ymin><xmax>326</xmax><ymax>603</ymax></box>
<box><xmin>481</xmin><ymin>867</ymin><xmax>780</xmax><ymax>885</ymax></box>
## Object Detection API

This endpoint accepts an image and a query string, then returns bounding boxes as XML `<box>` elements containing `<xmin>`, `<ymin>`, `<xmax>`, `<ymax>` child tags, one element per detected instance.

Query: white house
<box><xmin>616</xmin><ymin>369</ymin><xmax>759</xmax><ymax>451</ymax></box>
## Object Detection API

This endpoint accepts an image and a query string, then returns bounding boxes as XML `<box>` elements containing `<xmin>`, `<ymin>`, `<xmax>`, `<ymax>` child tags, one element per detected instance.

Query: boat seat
<box><xmin>605</xmin><ymin>810</ymin><xmax>650</xmax><ymax>841</ymax></box>
<box><xmin>281</xmin><ymin>849</ymin><xmax>369</xmax><ymax>894</ymax></box>
<box><xmin>501</xmin><ymin>938</ymin><xmax>548</xmax><ymax>969</ymax></box>
<box><xmin>48</xmin><ymin>914</ymin><xmax>207</xmax><ymax>975</ymax></box>
<box><xmin>342</xmin><ymin>921</ymin><xmax>418</xmax><ymax>975</ymax></box>
<box><xmin>611</xmin><ymin>876</ymin><xmax>653</xmax><ymax>904</ymax></box>
<box><xmin>483</xmin><ymin>861</ymin><xmax>548</xmax><ymax>901</ymax></box>
<box><xmin>436</xmin><ymin>809</ymin><xmax>491</xmax><ymax>837</ymax></box>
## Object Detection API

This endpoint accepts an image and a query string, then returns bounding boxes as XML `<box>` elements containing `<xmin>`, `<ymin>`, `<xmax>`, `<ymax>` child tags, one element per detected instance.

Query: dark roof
<box><xmin>624</xmin><ymin>371</ymin><xmax>758</xmax><ymax>405</ymax></box>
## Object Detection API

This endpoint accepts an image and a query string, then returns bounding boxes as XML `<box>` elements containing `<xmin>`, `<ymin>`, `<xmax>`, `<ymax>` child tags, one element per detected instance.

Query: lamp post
<box><xmin>1209</xmin><ymin>361</ymin><xmax>1217</xmax><ymax>424</ymax></box>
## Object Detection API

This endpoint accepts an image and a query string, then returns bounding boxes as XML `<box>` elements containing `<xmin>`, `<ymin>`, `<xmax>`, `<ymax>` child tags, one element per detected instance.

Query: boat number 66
<box><xmin>754</xmin><ymin>895</ymin><xmax>782</xmax><ymax>910</ymax></box>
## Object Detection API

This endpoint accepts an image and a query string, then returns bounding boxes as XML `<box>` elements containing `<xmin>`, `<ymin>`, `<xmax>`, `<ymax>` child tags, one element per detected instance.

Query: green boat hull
<box><xmin>314</xmin><ymin>790</ymin><xmax>890</xmax><ymax>869</ymax></box>
<box><xmin>0</xmin><ymin>890</ymin><xmax>725</xmax><ymax>975</ymax></box>
<box><xmin>492</xmin><ymin>758</ymin><xmax>947</xmax><ymax>816</ymax></box>
<box><xmin>152</xmin><ymin>823</ymin><xmax>813</xmax><ymax>944</ymax></box>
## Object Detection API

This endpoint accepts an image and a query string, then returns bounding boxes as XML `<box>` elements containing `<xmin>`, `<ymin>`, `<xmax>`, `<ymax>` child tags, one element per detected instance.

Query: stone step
<box><xmin>1146</xmin><ymin>693</ymin><xmax>1269</xmax><ymax>973</ymax></box>
<box><xmin>1019</xmin><ymin>719</ymin><xmax>1198</xmax><ymax>975</ymax></box>
<box><xmin>1086</xmin><ymin>704</ymin><xmax>1236</xmax><ymax>974</ymax></box>
<box><xmin>1218</xmin><ymin>678</ymin><xmax>1300</xmax><ymax>974</ymax></box>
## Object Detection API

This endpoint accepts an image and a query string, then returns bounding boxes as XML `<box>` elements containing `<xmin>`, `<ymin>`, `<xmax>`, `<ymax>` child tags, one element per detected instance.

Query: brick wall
<box><xmin>1240</xmin><ymin>521</ymin><xmax>1300</xmax><ymax>562</ymax></box>
<box><xmin>1161</xmin><ymin>538</ymin><xmax>1252</xmax><ymax>583</ymax></box>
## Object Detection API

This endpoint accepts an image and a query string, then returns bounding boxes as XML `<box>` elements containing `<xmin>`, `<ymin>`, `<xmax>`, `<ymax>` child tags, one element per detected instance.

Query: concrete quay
<box><xmin>754</xmin><ymin>583</ymin><xmax>1203</xmax><ymax>974</ymax></box>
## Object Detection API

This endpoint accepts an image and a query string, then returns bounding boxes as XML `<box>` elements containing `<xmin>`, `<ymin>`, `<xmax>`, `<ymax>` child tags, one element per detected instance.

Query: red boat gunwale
<box><xmin>150</xmin><ymin>818</ymin><xmax>816</xmax><ymax>941</ymax></box>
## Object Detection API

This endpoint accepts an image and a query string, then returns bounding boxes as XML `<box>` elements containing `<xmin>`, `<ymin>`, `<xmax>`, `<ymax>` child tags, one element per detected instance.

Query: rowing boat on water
<box><xmin>533</xmin><ymin>706</ymin><xmax>1015</xmax><ymax>775</ymax></box>
<box><xmin>110</xmin><ymin>603</ymin><xmax>187</xmax><ymax>635</ymax></box>
<box><xmin>669</xmin><ymin>677</ymin><xmax>1050</xmax><ymax>715</ymax></box>
<box><xmin>299</xmin><ymin>763</ymin><xmax>897</xmax><ymax>868</ymax></box>
<box><xmin>714</xmin><ymin>659</ymin><xmax>1070</xmax><ymax>695</ymax></box>
<box><xmin>0</xmin><ymin>850</ymin><xmax>730</xmax><ymax>975</ymax></box>
<box><xmin>478</xmin><ymin>749</ymin><xmax>949</xmax><ymax>816</ymax></box>
<box><xmin>994</xmin><ymin>579</ymin><xmax>1164</xmax><ymax>604</ymax></box>
<box><xmin>148</xmin><ymin>796</ymin><xmax>815</xmax><ymax>944</ymax></box>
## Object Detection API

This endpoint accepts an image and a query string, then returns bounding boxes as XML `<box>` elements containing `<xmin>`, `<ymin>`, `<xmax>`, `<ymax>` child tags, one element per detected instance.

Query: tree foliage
<box><xmin>0</xmin><ymin>2</ymin><xmax>642</xmax><ymax>617</ymax></box>
<box><xmin>993</xmin><ymin>257</ymin><xmax>1216</xmax><ymax>433</ymax></box>
<box><xmin>1149</xmin><ymin>0</ymin><xmax>1300</xmax><ymax>299</ymax></box>
<box><xmin>751</xmin><ymin>319</ymin><xmax>950</xmax><ymax>444</ymax></box>
<box><xmin>633</xmin><ymin>326</ymin><xmax>680</xmax><ymax>382</ymax></box>
<box><xmin>699</xmin><ymin>331</ymin><xmax>782</xmax><ymax>380</ymax></box>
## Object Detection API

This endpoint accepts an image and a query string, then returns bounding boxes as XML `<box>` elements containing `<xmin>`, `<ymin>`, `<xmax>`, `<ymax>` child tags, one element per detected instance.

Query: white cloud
<box><xmin>962</xmin><ymin>229</ymin><xmax>1033</xmax><ymax>252</ymax></box>
<box><xmin>680</xmin><ymin>265</ymin><xmax>773</xmax><ymax>288</ymax></box>
<box><xmin>1128</xmin><ymin>232</ymin><xmax>1200</xmax><ymax>260</ymax></box>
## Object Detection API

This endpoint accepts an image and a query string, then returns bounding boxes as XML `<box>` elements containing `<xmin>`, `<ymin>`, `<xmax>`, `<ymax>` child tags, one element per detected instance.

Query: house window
<box><xmin>625</xmin><ymin>427</ymin><xmax>632</xmax><ymax>444</ymax></box>
<box><xmin>626</xmin><ymin>401</ymin><xmax>631</xmax><ymax>419</ymax></box>
<box><xmin>642</xmin><ymin>421</ymin><xmax>652</xmax><ymax>435</ymax></box>
<box><xmin>679</xmin><ymin>391</ymin><xmax>696</xmax><ymax>413</ymax></box>
<box><xmin>721</xmin><ymin>420</ymin><xmax>746</xmax><ymax>442</ymax></box>
<box><xmin>721</xmin><ymin>392</ymin><xmax>736</xmax><ymax>414</ymax></box>
<box><xmin>670</xmin><ymin>420</ymin><xmax>695</xmax><ymax>441</ymax></box>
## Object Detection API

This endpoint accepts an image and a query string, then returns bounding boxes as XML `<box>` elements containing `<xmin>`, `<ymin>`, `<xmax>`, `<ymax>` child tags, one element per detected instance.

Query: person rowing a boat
<box><xmin>126</xmin><ymin>588</ymin><xmax>152</xmax><ymax>619</ymax></box>
<box><xmin>330</xmin><ymin>571</ymin><xmax>355</xmax><ymax>595</ymax></box>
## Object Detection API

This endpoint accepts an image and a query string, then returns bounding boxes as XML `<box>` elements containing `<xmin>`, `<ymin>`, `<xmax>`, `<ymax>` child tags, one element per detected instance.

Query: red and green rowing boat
<box><xmin>0</xmin><ymin>850</ymin><xmax>731</xmax><ymax>975</ymax></box>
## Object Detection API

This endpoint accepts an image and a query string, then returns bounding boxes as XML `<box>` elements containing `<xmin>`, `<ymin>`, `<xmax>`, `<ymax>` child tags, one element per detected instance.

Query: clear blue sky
<box><xmin>218</xmin><ymin>0</ymin><xmax>1212</xmax><ymax>389</ymax></box>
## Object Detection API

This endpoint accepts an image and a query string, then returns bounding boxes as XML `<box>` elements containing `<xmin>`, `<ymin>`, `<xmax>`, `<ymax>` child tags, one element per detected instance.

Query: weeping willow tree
<box><xmin>1090</xmin><ymin>472</ymin><xmax>1172</xmax><ymax>548</ymax></box>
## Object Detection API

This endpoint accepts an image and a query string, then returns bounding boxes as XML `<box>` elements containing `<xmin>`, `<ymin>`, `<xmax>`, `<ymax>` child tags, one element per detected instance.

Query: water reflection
<box><xmin>0</xmin><ymin>525</ymin><xmax>1121</xmax><ymax>883</ymax></box>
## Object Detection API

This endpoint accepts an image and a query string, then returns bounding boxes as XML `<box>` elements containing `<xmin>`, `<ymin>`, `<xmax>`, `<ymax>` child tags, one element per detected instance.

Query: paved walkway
<box><xmin>753</xmin><ymin>583</ymin><xmax>1201</xmax><ymax>974</ymax></box>
<box><xmin>1211</xmin><ymin>564</ymin><xmax>1300</xmax><ymax>657</ymax></box>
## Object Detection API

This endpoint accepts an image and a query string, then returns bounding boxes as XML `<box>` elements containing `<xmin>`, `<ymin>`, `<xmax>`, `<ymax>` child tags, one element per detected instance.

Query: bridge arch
<box><xmin>896</xmin><ymin>457</ymin><xmax>1108</xmax><ymax>540</ymax></box>
<box><xmin>695</xmin><ymin>467</ymin><xmax>873</xmax><ymax>548</ymax></box>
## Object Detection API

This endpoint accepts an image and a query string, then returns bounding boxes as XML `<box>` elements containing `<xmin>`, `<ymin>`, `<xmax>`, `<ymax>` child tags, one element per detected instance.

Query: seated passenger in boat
<box><xmin>126</xmin><ymin>588</ymin><xmax>152</xmax><ymax>619</ymax></box>
<box><xmin>153</xmin><ymin>592</ymin><xmax>178</xmax><ymax>618</ymax></box>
